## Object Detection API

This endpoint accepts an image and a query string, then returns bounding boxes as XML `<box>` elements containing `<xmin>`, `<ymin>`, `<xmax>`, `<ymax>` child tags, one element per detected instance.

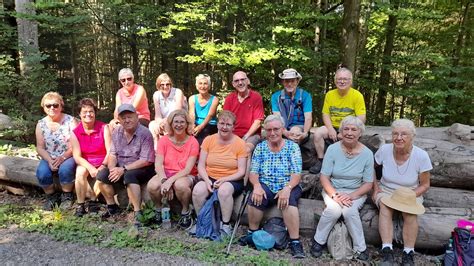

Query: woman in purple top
<box><xmin>71</xmin><ymin>98</ymin><xmax>111</xmax><ymax>217</ymax></box>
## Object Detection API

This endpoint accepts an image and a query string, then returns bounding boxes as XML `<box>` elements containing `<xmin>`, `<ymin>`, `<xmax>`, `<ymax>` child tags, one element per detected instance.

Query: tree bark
<box><xmin>340</xmin><ymin>0</ymin><xmax>361</xmax><ymax>72</ymax></box>
<box><xmin>15</xmin><ymin>0</ymin><xmax>38</xmax><ymax>76</ymax></box>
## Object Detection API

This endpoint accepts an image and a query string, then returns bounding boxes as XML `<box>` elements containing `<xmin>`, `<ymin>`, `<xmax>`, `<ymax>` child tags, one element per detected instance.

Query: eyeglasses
<box><xmin>392</xmin><ymin>132</ymin><xmax>411</xmax><ymax>138</ymax></box>
<box><xmin>80</xmin><ymin>110</ymin><xmax>95</xmax><ymax>115</ymax></box>
<box><xmin>218</xmin><ymin>122</ymin><xmax>233</xmax><ymax>128</ymax></box>
<box><xmin>282</xmin><ymin>79</ymin><xmax>298</xmax><ymax>83</ymax></box>
<box><xmin>265</xmin><ymin>127</ymin><xmax>282</xmax><ymax>132</ymax></box>
<box><xmin>45</xmin><ymin>103</ymin><xmax>60</xmax><ymax>109</ymax></box>
<box><xmin>336</xmin><ymin>78</ymin><xmax>351</xmax><ymax>82</ymax></box>
<box><xmin>232</xmin><ymin>78</ymin><xmax>247</xmax><ymax>83</ymax></box>
<box><xmin>160</xmin><ymin>83</ymin><xmax>172</xmax><ymax>87</ymax></box>
<box><xmin>119</xmin><ymin>77</ymin><xmax>133</xmax><ymax>83</ymax></box>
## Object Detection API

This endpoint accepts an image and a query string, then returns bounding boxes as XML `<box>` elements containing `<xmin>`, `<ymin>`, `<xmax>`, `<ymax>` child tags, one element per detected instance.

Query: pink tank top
<box><xmin>73</xmin><ymin>121</ymin><xmax>107</xmax><ymax>167</ymax></box>
<box><xmin>117</xmin><ymin>84</ymin><xmax>151</xmax><ymax>120</ymax></box>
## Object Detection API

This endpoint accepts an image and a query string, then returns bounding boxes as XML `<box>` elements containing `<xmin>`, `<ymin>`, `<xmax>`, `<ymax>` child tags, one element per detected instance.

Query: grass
<box><xmin>0</xmin><ymin>203</ymin><xmax>289</xmax><ymax>265</ymax></box>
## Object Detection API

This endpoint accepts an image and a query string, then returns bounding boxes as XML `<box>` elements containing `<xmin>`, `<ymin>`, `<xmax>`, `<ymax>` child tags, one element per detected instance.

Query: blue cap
<box><xmin>117</xmin><ymin>103</ymin><xmax>136</xmax><ymax>115</ymax></box>
<box><xmin>252</xmin><ymin>230</ymin><xmax>275</xmax><ymax>251</ymax></box>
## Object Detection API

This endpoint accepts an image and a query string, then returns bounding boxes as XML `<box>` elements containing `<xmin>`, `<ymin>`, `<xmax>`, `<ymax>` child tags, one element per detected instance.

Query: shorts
<box><xmin>374</xmin><ymin>184</ymin><xmax>424</xmax><ymax>208</ymax></box>
<box><xmin>209</xmin><ymin>177</ymin><xmax>244</xmax><ymax>196</ymax></box>
<box><xmin>248</xmin><ymin>182</ymin><xmax>302</xmax><ymax>211</ymax></box>
<box><xmin>298</xmin><ymin>132</ymin><xmax>318</xmax><ymax>170</ymax></box>
<box><xmin>96</xmin><ymin>165</ymin><xmax>155</xmax><ymax>186</ymax></box>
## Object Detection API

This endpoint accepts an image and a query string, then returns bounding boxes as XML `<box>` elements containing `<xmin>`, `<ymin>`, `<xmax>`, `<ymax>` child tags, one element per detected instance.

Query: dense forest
<box><xmin>0</xmin><ymin>0</ymin><xmax>472</xmax><ymax>141</ymax></box>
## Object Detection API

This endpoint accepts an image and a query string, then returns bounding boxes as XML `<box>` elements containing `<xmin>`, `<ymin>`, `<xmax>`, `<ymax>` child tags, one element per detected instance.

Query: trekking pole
<box><xmin>226</xmin><ymin>187</ymin><xmax>251</xmax><ymax>255</ymax></box>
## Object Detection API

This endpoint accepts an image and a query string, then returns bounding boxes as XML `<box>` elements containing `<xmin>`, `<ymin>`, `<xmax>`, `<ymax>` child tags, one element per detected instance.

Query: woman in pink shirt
<box><xmin>71</xmin><ymin>98</ymin><xmax>111</xmax><ymax>217</ymax></box>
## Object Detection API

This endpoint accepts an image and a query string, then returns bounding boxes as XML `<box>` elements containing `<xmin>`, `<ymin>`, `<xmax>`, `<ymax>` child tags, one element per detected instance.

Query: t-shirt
<box><xmin>223</xmin><ymin>89</ymin><xmax>264</xmax><ymax>138</ymax></box>
<box><xmin>117</xmin><ymin>84</ymin><xmax>151</xmax><ymax>121</ymax></box>
<box><xmin>153</xmin><ymin>87</ymin><xmax>188</xmax><ymax>118</ymax></box>
<box><xmin>193</xmin><ymin>94</ymin><xmax>217</xmax><ymax>126</ymax></box>
<box><xmin>271</xmin><ymin>88</ymin><xmax>312</xmax><ymax>129</ymax></box>
<box><xmin>201</xmin><ymin>134</ymin><xmax>247</xmax><ymax>179</ymax></box>
<box><xmin>157</xmin><ymin>135</ymin><xmax>199</xmax><ymax>177</ymax></box>
<box><xmin>322</xmin><ymin>88</ymin><xmax>366</xmax><ymax>129</ymax></box>
<box><xmin>375</xmin><ymin>144</ymin><xmax>433</xmax><ymax>190</ymax></box>
<box><xmin>73</xmin><ymin>121</ymin><xmax>107</xmax><ymax>167</ymax></box>
<box><xmin>250</xmin><ymin>140</ymin><xmax>302</xmax><ymax>193</ymax></box>
<box><xmin>321</xmin><ymin>142</ymin><xmax>374</xmax><ymax>190</ymax></box>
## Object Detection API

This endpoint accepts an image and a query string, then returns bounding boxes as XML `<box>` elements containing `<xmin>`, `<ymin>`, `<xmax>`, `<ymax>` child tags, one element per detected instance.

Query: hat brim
<box><xmin>380</xmin><ymin>196</ymin><xmax>425</xmax><ymax>215</ymax></box>
<box><xmin>278</xmin><ymin>73</ymin><xmax>302</xmax><ymax>80</ymax></box>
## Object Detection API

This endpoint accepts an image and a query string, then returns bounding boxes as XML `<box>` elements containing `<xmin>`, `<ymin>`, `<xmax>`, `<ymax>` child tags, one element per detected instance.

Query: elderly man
<box><xmin>97</xmin><ymin>104</ymin><xmax>155</xmax><ymax>228</ymax></box>
<box><xmin>313</xmin><ymin>67</ymin><xmax>366</xmax><ymax>161</ymax></box>
<box><xmin>240</xmin><ymin>114</ymin><xmax>305</xmax><ymax>258</ymax></box>
<box><xmin>223</xmin><ymin>71</ymin><xmax>264</xmax><ymax>152</ymax></box>
<box><xmin>271</xmin><ymin>68</ymin><xmax>321</xmax><ymax>174</ymax></box>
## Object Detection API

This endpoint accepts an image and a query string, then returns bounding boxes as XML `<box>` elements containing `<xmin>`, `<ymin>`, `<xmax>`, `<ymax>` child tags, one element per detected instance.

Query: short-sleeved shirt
<box><xmin>223</xmin><ymin>89</ymin><xmax>264</xmax><ymax>138</ymax></box>
<box><xmin>321</xmin><ymin>142</ymin><xmax>374</xmax><ymax>190</ymax></box>
<box><xmin>153</xmin><ymin>87</ymin><xmax>188</xmax><ymax>118</ymax></box>
<box><xmin>271</xmin><ymin>88</ymin><xmax>312</xmax><ymax>129</ymax></box>
<box><xmin>117</xmin><ymin>84</ymin><xmax>151</xmax><ymax>121</ymax></box>
<box><xmin>201</xmin><ymin>134</ymin><xmax>247</xmax><ymax>179</ymax></box>
<box><xmin>73</xmin><ymin>121</ymin><xmax>107</xmax><ymax>167</ymax></box>
<box><xmin>157</xmin><ymin>135</ymin><xmax>199</xmax><ymax>177</ymax></box>
<box><xmin>375</xmin><ymin>144</ymin><xmax>433</xmax><ymax>190</ymax></box>
<box><xmin>110</xmin><ymin>124</ymin><xmax>155</xmax><ymax>166</ymax></box>
<box><xmin>251</xmin><ymin>140</ymin><xmax>302</xmax><ymax>193</ymax></box>
<box><xmin>38</xmin><ymin>114</ymin><xmax>76</xmax><ymax>158</ymax></box>
<box><xmin>322</xmin><ymin>88</ymin><xmax>365</xmax><ymax>129</ymax></box>
<box><xmin>193</xmin><ymin>94</ymin><xmax>217</xmax><ymax>126</ymax></box>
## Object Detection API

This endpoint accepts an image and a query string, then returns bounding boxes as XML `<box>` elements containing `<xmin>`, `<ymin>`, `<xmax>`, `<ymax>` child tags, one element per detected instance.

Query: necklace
<box><xmin>341</xmin><ymin>143</ymin><xmax>357</xmax><ymax>158</ymax></box>
<box><xmin>171</xmin><ymin>135</ymin><xmax>188</xmax><ymax>146</ymax></box>
<box><xmin>394</xmin><ymin>149</ymin><xmax>411</xmax><ymax>175</ymax></box>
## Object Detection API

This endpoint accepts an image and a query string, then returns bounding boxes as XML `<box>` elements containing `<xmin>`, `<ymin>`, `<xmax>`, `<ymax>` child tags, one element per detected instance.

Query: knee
<box><xmin>402</xmin><ymin>212</ymin><xmax>418</xmax><ymax>224</ymax></box>
<box><xmin>147</xmin><ymin>176</ymin><xmax>161</xmax><ymax>193</ymax></box>
<box><xmin>174</xmin><ymin>180</ymin><xmax>190</xmax><ymax>194</ymax></box>
<box><xmin>217</xmin><ymin>185</ymin><xmax>233</xmax><ymax>199</ymax></box>
<box><xmin>342</xmin><ymin>206</ymin><xmax>360</xmax><ymax>220</ymax></box>
<box><xmin>192</xmin><ymin>182</ymin><xmax>206</xmax><ymax>199</ymax></box>
<box><xmin>323</xmin><ymin>206</ymin><xmax>342</xmax><ymax>220</ymax></box>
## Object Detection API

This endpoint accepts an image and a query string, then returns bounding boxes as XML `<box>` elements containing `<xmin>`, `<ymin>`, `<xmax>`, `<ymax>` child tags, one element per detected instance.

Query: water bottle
<box><xmin>162</xmin><ymin>199</ymin><xmax>171</xmax><ymax>229</ymax></box>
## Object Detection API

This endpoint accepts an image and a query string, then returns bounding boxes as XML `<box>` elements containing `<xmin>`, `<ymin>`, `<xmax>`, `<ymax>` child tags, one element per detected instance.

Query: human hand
<box><xmin>275</xmin><ymin>187</ymin><xmax>291</xmax><ymax>210</ymax></box>
<box><xmin>161</xmin><ymin>179</ymin><xmax>173</xmax><ymax>195</ymax></box>
<box><xmin>108</xmin><ymin>167</ymin><xmax>124</xmax><ymax>183</ymax></box>
<box><xmin>193</xmin><ymin>125</ymin><xmax>202</xmax><ymax>136</ymax></box>
<box><xmin>328</xmin><ymin>127</ymin><xmax>338</xmax><ymax>142</ymax></box>
<box><xmin>89</xmin><ymin>166</ymin><xmax>99</xmax><ymax>178</ymax></box>
<box><xmin>206</xmin><ymin>180</ymin><xmax>214</xmax><ymax>193</ymax></box>
<box><xmin>335</xmin><ymin>192</ymin><xmax>353</xmax><ymax>207</ymax></box>
<box><xmin>251</xmin><ymin>185</ymin><xmax>266</xmax><ymax>206</ymax></box>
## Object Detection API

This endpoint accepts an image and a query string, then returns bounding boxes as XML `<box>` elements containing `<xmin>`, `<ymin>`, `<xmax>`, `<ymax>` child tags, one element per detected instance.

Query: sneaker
<box><xmin>380</xmin><ymin>247</ymin><xmax>395</xmax><ymax>266</ymax></box>
<box><xmin>74</xmin><ymin>203</ymin><xmax>87</xmax><ymax>217</ymax></box>
<box><xmin>152</xmin><ymin>209</ymin><xmax>162</xmax><ymax>226</ymax></box>
<box><xmin>134</xmin><ymin>211</ymin><xmax>143</xmax><ymax>229</ymax></box>
<box><xmin>356</xmin><ymin>249</ymin><xmax>369</xmax><ymax>261</ymax></box>
<box><xmin>178</xmin><ymin>212</ymin><xmax>193</xmax><ymax>230</ymax></box>
<box><xmin>101</xmin><ymin>204</ymin><xmax>121</xmax><ymax>220</ymax></box>
<box><xmin>310</xmin><ymin>239</ymin><xmax>326</xmax><ymax>258</ymax></box>
<box><xmin>289</xmin><ymin>241</ymin><xmax>306</xmax><ymax>259</ymax></box>
<box><xmin>43</xmin><ymin>193</ymin><xmax>60</xmax><ymax>211</ymax></box>
<box><xmin>238</xmin><ymin>232</ymin><xmax>255</xmax><ymax>247</ymax></box>
<box><xmin>401</xmin><ymin>251</ymin><xmax>415</xmax><ymax>266</ymax></box>
<box><xmin>59</xmin><ymin>192</ymin><xmax>74</xmax><ymax>210</ymax></box>
<box><xmin>87</xmin><ymin>200</ymin><xmax>101</xmax><ymax>213</ymax></box>
<box><xmin>309</xmin><ymin>160</ymin><xmax>322</xmax><ymax>174</ymax></box>
<box><xmin>220</xmin><ymin>223</ymin><xmax>232</xmax><ymax>237</ymax></box>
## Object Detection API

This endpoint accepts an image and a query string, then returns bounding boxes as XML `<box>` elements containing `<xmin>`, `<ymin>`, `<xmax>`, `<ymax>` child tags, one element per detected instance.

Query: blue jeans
<box><xmin>36</xmin><ymin>158</ymin><xmax>76</xmax><ymax>187</ymax></box>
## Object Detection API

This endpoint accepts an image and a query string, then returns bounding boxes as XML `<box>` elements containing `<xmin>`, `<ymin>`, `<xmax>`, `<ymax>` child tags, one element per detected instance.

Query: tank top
<box><xmin>117</xmin><ymin>84</ymin><xmax>151</xmax><ymax>120</ymax></box>
<box><xmin>73</xmin><ymin>121</ymin><xmax>107</xmax><ymax>167</ymax></box>
<box><xmin>194</xmin><ymin>94</ymin><xmax>217</xmax><ymax>126</ymax></box>
<box><xmin>38</xmin><ymin>114</ymin><xmax>75</xmax><ymax>158</ymax></box>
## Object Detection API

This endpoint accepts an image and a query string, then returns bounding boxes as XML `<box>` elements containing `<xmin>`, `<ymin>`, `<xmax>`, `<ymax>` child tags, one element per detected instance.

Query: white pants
<box><xmin>313</xmin><ymin>190</ymin><xmax>367</xmax><ymax>252</ymax></box>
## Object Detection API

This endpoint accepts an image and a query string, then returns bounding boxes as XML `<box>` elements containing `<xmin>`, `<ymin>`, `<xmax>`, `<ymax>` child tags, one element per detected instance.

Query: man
<box><xmin>240</xmin><ymin>114</ymin><xmax>305</xmax><ymax>258</ymax></box>
<box><xmin>271</xmin><ymin>68</ymin><xmax>321</xmax><ymax>174</ymax></box>
<box><xmin>97</xmin><ymin>104</ymin><xmax>155</xmax><ymax>228</ymax></box>
<box><xmin>313</xmin><ymin>67</ymin><xmax>366</xmax><ymax>160</ymax></box>
<box><xmin>223</xmin><ymin>71</ymin><xmax>264</xmax><ymax>152</ymax></box>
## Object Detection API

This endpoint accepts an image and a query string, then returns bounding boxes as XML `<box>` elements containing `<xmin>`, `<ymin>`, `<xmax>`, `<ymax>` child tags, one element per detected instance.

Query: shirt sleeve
<box><xmin>250</xmin><ymin>143</ymin><xmax>263</xmax><ymax>174</ymax></box>
<box><xmin>322</xmin><ymin>92</ymin><xmax>330</xmax><ymax>115</ymax></box>
<box><xmin>223</xmin><ymin>94</ymin><xmax>231</xmax><ymax>111</ymax></box>
<box><xmin>354</xmin><ymin>90</ymin><xmax>366</xmax><ymax>115</ymax></box>
<box><xmin>374</xmin><ymin>144</ymin><xmax>385</xmax><ymax>165</ymax></box>
<box><xmin>320</xmin><ymin>144</ymin><xmax>336</xmax><ymax>176</ymax></box>
<box><xmin>236</xmin><ymin>139</ymin><xmax>248</xmax><ymax>159</ymax></box>
<box><xmin>362</xmin><ymin>148</ymin><xmax>374</xmax><ymax>183</ymax></box>
<box><xmin>271</xmin><ymin>92</ymin><xmax>280</xmax><ymax>113</ymax></box>
<box><xmin>252</xmin><ymin>92</ymin><xmax>265</xmax><ymax>121</ymax></box>
<box><xmin>201</xmin><ymin>135</ymin><xmax>211</xmax><ymax>153</ymax></box>
<box><xmin>289</xmin><ymin>142</ymin><xmax>302</xmax><ymax>174</ymax></box>
<box><xmin>302</xmin><ymin>90</ymin><xmax>313</xmax><ymax>113</ymax></box>
<box><xmin>190</xmin><ymin>137</ymin><xmax>200</xmax><ymax>157</ymax></box>
<box><xmin>156</xmin><ymin>136</ymin><xmax>167</xmax><ymax>156</ymax></box>
<box><xmin>418</xmin><ymin>149</ymin><xmax>433</xmax><ymax>173</ymax></box>
<box><xmin>139</xmin><ymin>130</ymin><xmax>155</xmax><ymax>163</ymax></box>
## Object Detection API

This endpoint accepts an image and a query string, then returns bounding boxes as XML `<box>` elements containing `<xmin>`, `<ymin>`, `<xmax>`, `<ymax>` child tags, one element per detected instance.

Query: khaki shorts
<box><xmin>374</xmin><ymin>184</ymin><xmax>423</xmax><ymax>208</ymax></box>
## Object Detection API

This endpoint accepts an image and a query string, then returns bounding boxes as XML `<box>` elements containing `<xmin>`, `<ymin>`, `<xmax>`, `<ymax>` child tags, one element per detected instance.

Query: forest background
<box><xmin>0</xmin><ymin>0</ymin><xmax>472</xmax><ymax>143</ymax></box>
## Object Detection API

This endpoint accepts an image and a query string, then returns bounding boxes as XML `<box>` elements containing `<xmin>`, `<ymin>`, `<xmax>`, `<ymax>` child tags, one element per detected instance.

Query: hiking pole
<box><xmin>226</xmin><ymin>186</ymin><xmax>251</xmax><ymax>255</ymax></box>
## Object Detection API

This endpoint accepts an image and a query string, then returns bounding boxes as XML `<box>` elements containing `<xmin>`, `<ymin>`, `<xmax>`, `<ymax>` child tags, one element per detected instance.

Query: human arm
<box><xmin>322</xmin><ymin>114</ymin><xmax>337</xmax><ymax>142</ymax></box>
<box><xmin>35</xmin><ymin>122</ymin><xmax>56</xmax><ymax>170</ymax></box>
<box><xmin>275</xmin><ymin>173</ymin><xmax>301</xmax><ymax>209</ymax></box>
<box><xmin>188</xmin><ymin>95</ymin><xmax>196</xmax><ymax>124</ymax></box>
<box><xmin>194</xmin><ymin>96</ymin><xmax>219</xmax><ymax>136</ymax></box>
<box><xmin>131</xmin><ymin>85</ymin><xmax>147</xmax><ymax>109</ymax></box>
<box><xmin>414</xmin><ymin>171</ymin><xmax>430</xmax><ymax>197</ymax></box>
<box><xmin>161</xmin><ymin>155</ymin><xmax>198</xmax><ymax>195</ymax></box>
<box><xmin>71</xmin><ymin>132</ymin><xmax>103</xmax><ymax>177</ymax></box>
<box><xmin>174</xmin><ymin>88</ymin><xmax>185</xmax><ymax>110</ymax></box>
<box><xmin>243</xmin><ymin>119</ymin><xmax>262</xmax><ymax>141</ymax></box>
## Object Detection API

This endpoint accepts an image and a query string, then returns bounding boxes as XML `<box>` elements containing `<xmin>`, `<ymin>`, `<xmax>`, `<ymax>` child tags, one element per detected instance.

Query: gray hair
<box><xmin>340</xmin><ymin>116</ymin><xmax>365</xmax><ymax>134</ymax></box>
<box><xmin>391</xmin><ymin>118</ymin><xmax>416</xmax><ymax>135</ymax></box>
<box><xmin>195</xmin><ymin>74</ymin><xmax>211</xmax><ymax>87</ymax></box>
<box><xmin>118</xmin><ymin>68</ymin><xmax>134</xmax><ymax>80</ymax></box>
<box><xmin>264</xmin><ymin>114</ymin><xmax>285</xmax><ymax>128</ymax></box>
<box><xmin>335</xmin><ymin>67</ymin><xmax>353</xmax><ymax>80</ymax></box>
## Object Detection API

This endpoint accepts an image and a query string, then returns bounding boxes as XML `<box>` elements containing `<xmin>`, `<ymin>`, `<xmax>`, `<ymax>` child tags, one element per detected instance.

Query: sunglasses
<box><xmin>45</xmin><ymin>103</ymin><xmax>60</xmax><ymax>109</ymax></box>
<box><xmin>120</xmin><ymin>77</ymin><xmax>133</xmax><ymax>83</ymax></box>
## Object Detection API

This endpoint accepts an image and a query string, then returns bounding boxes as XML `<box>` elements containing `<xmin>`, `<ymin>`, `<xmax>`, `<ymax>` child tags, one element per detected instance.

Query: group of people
<box><xmin>35</xmin><ymin>67</ymin><xmax>432</xmax><ymax>265</ymax></box>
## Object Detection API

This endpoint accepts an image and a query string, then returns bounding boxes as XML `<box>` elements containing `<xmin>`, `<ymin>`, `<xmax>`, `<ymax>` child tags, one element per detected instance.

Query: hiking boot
<box><xmin>59</xmin><ymin>192</ymin><xmax>74</xmax><ymax>210</ymax></box>
<box><xmin>87</xmin><ymin>200</ymin><xmax>101</xmax><ymax>213</ymax></box>
<box><xmin>289</xmin><ymin>241</ymin><xmax>306</xmax><ymax>259</ymax></box>
<box><xmin>220</xmin><ymin>223</ymin><xmax>232</xmax><ymax>237</ymax></box>
<box><xmin>402</xmin><ymin>251</ymin><xmax>415</xmax><ymax>266</ymax></box>
<box><xmin>74</xmin><ymin>203</ymin><xmax>87</xmax><ymax>217</ymax></box>
<box><xmin>310</xmin><ymin>239</ymin><xmax>326</xmax><ymax>258</ymax></box>
<box><xmin>380</xmin><ymin>247</ymin><xmax>395</xmax><ymax>266</ymax></box>
<box><xmin>43</xmin><ymin>193</ymin><xmax>60</xmax><ymax>211</ymax></box>
<box><xmin>356</xmin><ymin>249</ymin><xmax>370</xmax><ymax>261</ymax></box>
<box><xmin>178</xmin><ymin>212</ymin><xmax>193</xmax><ymax>230</ymax></box>
<box><xmin>309</xmin><ymin>160</ymin><xmax>322</xmax><ymax>174</ymax></box>
<box><xmin>101</xmin><ymin>204</ymin><xmax>121</xmax><ymax>220</ymax></box>
<box><xmin>134</xmin><ymin>210</ymin><xmax>144</xmax><ymax>229</ymax></box>
<box><xmin>238</xmin><ymin>232</ymin><xmax>255</xmax><ymax>247</ymax></box>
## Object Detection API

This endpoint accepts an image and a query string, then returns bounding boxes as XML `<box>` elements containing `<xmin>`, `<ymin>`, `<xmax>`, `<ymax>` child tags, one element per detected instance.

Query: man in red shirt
<box><xmin>223</xmin><ymin>71</ymin><xmax>265</xmax><ymax>152</ymax></box>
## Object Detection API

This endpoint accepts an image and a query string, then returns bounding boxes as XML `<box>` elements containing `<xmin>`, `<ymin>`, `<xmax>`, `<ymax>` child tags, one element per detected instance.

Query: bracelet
<box><xmin>61</xmin><ymin>156</ymin><xmax>67</xmax><ymax>161</ymax></box>
<box><xmin>331</xmin><ymin>192</ymin><xmax>339</xmax><ymax>199</ymax></box>
<box><xmin>287</xmin><ymin>184</ymin><xmax>293</xmax><ymax>190</ymax></box>
<box><xmin>123</xmin><ymin>165</ymin><xmax>127</xmax><ymax>172</ymax></box>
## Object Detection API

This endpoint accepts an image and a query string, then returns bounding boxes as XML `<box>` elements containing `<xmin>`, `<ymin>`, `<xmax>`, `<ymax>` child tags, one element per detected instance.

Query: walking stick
<box><xmin>226</xmin><ymin>186</ymin><xmax>251</xmax><ymax>255</ymax></box>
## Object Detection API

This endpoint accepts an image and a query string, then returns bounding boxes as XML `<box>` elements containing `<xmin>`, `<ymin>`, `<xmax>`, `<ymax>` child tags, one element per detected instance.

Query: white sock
<box><xmin>382</xmin><ymin>243</ymin><xmax>393</xmax><ymax>250</ymax></box>
<box><xmin>403</xmin><ymin>247</ymin><xmax>415</xmax><ymax>254</ymax></box>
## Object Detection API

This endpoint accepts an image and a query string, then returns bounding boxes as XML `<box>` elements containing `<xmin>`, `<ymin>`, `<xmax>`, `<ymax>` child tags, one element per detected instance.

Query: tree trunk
<box><xmin>15</xmin><ymin>0</ymin><xmax>38</xmax><ymax>76</ymax></box>
<box><xmin>340</xmin><ymin>0</ymin><xmax>360</xmax><ymax>72</ymax></box>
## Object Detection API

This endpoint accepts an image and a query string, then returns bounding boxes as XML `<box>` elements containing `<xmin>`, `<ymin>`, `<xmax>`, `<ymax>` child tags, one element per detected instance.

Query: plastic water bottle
<box><xmin>162</xmin><ymin>200</ymin><xmax>171</xmax><ymax>229</ymax></box>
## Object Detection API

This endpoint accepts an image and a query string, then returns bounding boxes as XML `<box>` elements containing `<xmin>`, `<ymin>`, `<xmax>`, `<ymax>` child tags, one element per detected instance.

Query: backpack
<box><xmin>327</xmin><ymin>220</ymin><xmax>353</xmax><ymax>260</ymax></box>
<box><xmin>452</xmin><ymin>227</ymin><xmax>474</xmax><ymax>266</ymax></box>
<box><xmin>195</xmin><ymin>191</ymin><xmax>222</xmax><ymax>241</ymax></box>
<box><xmin>262</xmin><ymin>217</ymin><xmax>289</xmax><ymax>250</ymax></box>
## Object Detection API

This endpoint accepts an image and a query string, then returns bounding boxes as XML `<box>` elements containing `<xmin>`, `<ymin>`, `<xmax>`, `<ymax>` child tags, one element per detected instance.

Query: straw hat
<box><xmin>380</xmin><ymin>187</ymin><xmax>425</xmax><ymax>215</ymax></box>
<box><xmin>278</xmin><ymin>68</ymin><xmax>302</xmax><ymax>80</ymax></box>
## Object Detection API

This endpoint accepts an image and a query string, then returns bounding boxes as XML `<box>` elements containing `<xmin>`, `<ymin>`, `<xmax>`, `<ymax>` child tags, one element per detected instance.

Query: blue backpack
<box><xmin>444</xmin><ymin>227</ymin><xmax>474</xmax><ymax>266</ymax></box>
<box><xmin>195</xmin><ymin>191</ymin><xmax>222</xmax><ymax>241</ymax></box>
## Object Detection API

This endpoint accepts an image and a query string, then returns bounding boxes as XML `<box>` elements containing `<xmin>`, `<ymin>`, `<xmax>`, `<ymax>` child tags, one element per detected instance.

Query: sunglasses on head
<box><xmin>120</xmin><ymin>77</ymin><xmax>133</xmax><ymax>83</ymax></box>
<box><xmin>45</xmin><ymin>103</ymin><xmax>60</xmax><ymax>109</ymax></box>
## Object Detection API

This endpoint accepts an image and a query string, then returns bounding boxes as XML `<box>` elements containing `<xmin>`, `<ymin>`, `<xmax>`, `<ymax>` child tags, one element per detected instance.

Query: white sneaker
<box><xmin>220</xmin><ymin>223</ymin><xmax>232</xmax><ymax>237</ymax></box>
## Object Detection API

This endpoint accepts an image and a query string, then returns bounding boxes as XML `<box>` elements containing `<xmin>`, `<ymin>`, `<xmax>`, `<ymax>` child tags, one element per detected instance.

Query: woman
<box><xmin>147</xmin><ymin>109</ymin><xmax>199</xmax><ymax>230</ymax></box>
<box><xmin>149</xmin><ymin>73</ymin><xmax>187</xmax><ymax>148</ymax></box>
<box><xmin>35</xmin><ymin>92</ymin><xmax>78</xmax><ymax>210</ymax></box>
<box><xmin>71</xmin><ymin>98</ymin><xmax>111</xmax><ymax>217</ymax></box>
<box><xmin>188</xmin><ymin>74</ymin><xmax>219</xmax><ymax>145</ymax></box>
<box><xmin>311</xmin><ymin>116</ymin><xmax>373</xmax><ymax>261</ymax></box>
<box><xmin>110</xmin><ymin>68</ymin><xmax>151</xmax><ymax>128</ymax></box>
<box><xmin>192</xmin><ymin>110</ymin><xmax>247</xmax><ymax>236</ymax></box>
<box><xmin>373</xmin><ymin>119</ymin><xmax>432</xmax><ymax>266</ymax></box>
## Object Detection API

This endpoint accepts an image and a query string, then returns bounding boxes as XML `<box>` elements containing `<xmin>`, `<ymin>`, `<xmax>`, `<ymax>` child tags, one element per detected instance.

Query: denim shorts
<box><xmin>248</xmin><ymin>182</ymin><xmax>302</xmax><ymax>211</ymax></box>
<box><xmin>96</xmin><ymin>165</ymin><xmax>155</xmax><ymax>185</ymax></box>
<box><xmin>36</xmin><ymin>158</ymin><xmax>76</xmax><ymax>187</ymax></box>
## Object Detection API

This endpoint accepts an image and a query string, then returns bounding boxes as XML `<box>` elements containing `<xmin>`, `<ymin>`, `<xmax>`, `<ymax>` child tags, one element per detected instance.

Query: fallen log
<box><xmin>232</xmin><ymin>197</ymin><xmax>473</xmax><ymax>249</ymax></box>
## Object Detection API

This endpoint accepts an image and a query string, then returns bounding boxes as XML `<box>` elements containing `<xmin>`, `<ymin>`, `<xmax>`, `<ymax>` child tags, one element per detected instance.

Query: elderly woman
<box><xmin>149</xmin><ymin>73</ymin><xmax>188</xmax><ymax>148</ymax></box>
<box><xmin>147</xmin><ymin>109</ymin><xmax>199</xmax><ymax>230</ymax></box>
<box><xmin>192</xmin><ymin>110</ymin><xmax>247</xmax><ymax>236</ymax></box>
<box><xmin>35</xmin><ymin>92</ymin><xmax>78</xmax><ymax>210</ymax></box>
<box><xmin>243</xmin><ymin>114</ymin><xmax>305</xmax><ymax>258</ymax></box>
<box><xmin>373</xmin><ymin>119</ymin><xmax>432</xmax><ymax>266</ymax></box>
<box><xmin>110</xmin><ymin>68</ymin><xmax>151</xmax><ymax>128</ymax></box>
<box><xmin>311</xmin><ymin>116</ymin><xmax>373</xmax><ymax>261</ymax></box>
<box><xmin>71</xmin><ymin>98</ymin><xmax>111</xmax><ymax>217</ymax></box>
<box><xmin>188</xmin><ymin>74</ymin><xmax>219</xmax><ymax>145</ymax></box>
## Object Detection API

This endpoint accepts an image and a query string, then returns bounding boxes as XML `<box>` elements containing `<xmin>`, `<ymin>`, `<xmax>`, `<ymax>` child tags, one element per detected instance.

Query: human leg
<box><xmin>217</xmin><ymin>182</ymin><xmax>236</xmax><ymax>224</ymax></box>
<box><xmin>401</xmin><ymin>212</ymin><xmax>419</xmax><ymax>249</ymax></box>
<box><xmin>313</xmin><ymin>126</ymin><xmax>328</xmax><ymax>160</ymax></box>
<box><xmin>173</xmin><ymin>176</ymin><xmax>193</xmax><ymax>213</ymax></box>
<box><xmin>75</xmin><ymin>166</ymin><xmax>90</xmax><ymax>204</ymax></box>
<box><xmin>341</xmin><ymin>195</ymin><xmax>367</xmax><ymax>253</ymax></box>
<box><xmin>147</xmin><ymin>175</ymin><xmax>164</xmax><ymax>208</ymax></box>
<box><xmin>313</xmin><ymin>191</ymin><xmax>343</xmax><ymax>245</ymax></box>
<box><xmin>192</xmin><ymin>180</ymin><xmax>210</xmax><ymax>214</ymax></box>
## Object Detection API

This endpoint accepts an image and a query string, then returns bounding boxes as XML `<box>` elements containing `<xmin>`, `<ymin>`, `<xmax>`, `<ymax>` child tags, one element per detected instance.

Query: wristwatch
<box><xmin>331</xmin><ymin>192</ymin><xmax>339</xmax><ymax>199</ymax></box>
